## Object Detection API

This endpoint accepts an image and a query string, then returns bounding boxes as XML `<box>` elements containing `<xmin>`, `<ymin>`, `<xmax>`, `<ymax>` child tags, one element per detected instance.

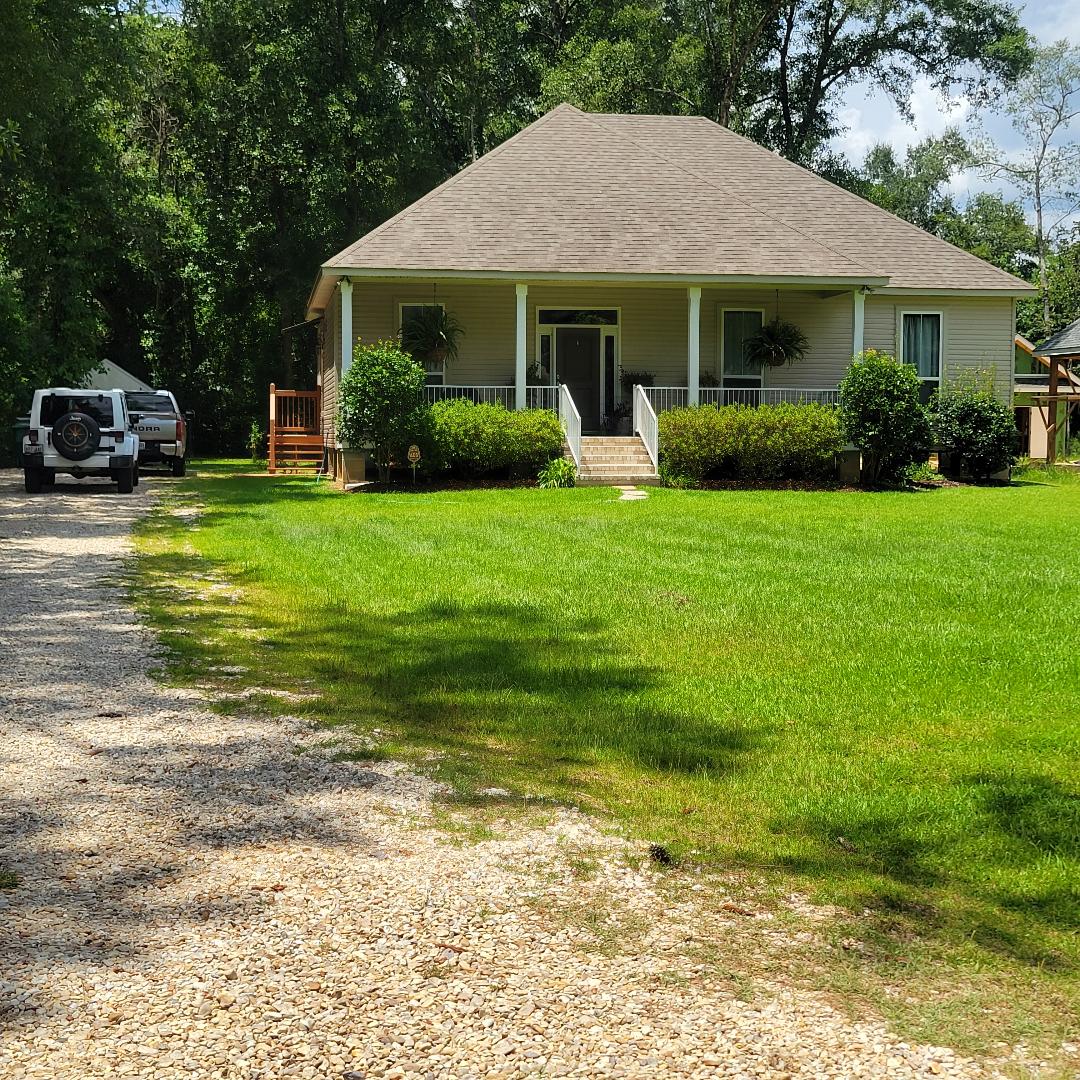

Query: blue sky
<box><xmin>831</xmin><ymin>0</ymin><xmax>1080</xmax><ymax>221</ymax></box>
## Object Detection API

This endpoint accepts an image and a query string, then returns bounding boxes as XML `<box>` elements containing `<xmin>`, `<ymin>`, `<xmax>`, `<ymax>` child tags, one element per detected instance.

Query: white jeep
<box><xmin>22</xmin><ymin>388</ymin><xmax>141</xmax><ymax>494</ymax></box>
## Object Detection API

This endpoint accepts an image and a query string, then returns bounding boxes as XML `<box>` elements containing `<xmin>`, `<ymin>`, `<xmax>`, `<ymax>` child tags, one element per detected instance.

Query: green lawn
<box><xmin>137</xmin><ymin>463</ymin><xmax>1080</xmax><ymax>1065</ymax></box>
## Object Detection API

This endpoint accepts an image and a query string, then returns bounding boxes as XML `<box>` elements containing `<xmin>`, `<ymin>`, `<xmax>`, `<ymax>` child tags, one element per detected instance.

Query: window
<box><xmin>534</xmin><ymin>332</ymin><xmax>553</xmax><ymax>385</ymax></box>
<box><xmin>398</xmin><ymin>302</ymin><xmax>445</xmax><ymax>385</ymax></box>
<box><xmin>538</xmin><ymin>309</ymin><xmax>617</xmax><ymax>326</ymax></box>
<box><xmin>901</xmin><ymin>312</ymin><xmax>941</xmax><ymax>397</ymax></box>
<box><xmin>603</xmin><ymin>331</ymin><xmax>617</xmax><ymax>414</ymax></box>
<box><xmin>721</xmin><ymin>309</ymin><xmax>764</xmax><ymax>388</ymax></box>
<box><xmin>125</xmin><ymin>392</ymin><xmax>174</xmax><ymax>415</ymax></box>
<box><xmin>40</xmin><ymin>394</ymin><xmax>115</xmax><ymax>427</ymax></box>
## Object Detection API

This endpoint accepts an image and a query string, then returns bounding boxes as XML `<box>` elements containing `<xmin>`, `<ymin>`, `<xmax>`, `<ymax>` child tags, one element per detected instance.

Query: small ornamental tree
<box><xmin>932</xmin><ymin>382</ymin><xmax>1018</xmax><ymax>479</ymax></box>
<box><xmin>839</xmin><ymin>350</ymin><xmax>932</xmax><ymax>484</ymax></box>
<box><xmin>337</xmin><ymin>340</ymin><xmax>428</xmax><ymax>482</ymax></box>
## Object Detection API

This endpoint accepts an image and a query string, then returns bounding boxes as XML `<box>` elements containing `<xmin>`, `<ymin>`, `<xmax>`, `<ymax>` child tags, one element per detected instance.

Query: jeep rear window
<box><xmin>126</xmin><ymin>393</ymin><xmax>174</xmax><ymax>414</ymax></box>
<box><xmin>40</xmin><ymin>395</ymin><xmax>115</xmax><ymax>427</ymax></box>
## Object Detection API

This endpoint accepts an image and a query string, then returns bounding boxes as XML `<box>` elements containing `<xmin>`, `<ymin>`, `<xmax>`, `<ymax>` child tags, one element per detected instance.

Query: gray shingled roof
<box><xmin>1035</xmin><ymin>316</ymin><xmax>1080</xmax><ymax>357</ymax></box>
<box><xmin>315</xmin><ymin>105</ymin><xmax>1033</xmax><ymax>309</ymax></box>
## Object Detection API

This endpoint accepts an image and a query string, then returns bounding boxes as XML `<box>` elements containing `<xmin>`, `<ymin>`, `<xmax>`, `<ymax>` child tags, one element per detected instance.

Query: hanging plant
<box><xmin>744</xmin><ymin>317</ymin><xmax>809</xmax><ymax>368</ymax></box>
<box><xmin>400</xmin><ymin>306</ymin><xmax>464</xmax><ymax>366</ymax></box>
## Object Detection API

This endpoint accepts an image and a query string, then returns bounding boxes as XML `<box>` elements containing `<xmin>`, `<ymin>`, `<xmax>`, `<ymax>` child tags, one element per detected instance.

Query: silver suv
<box><xmin>22</xmin><ymin>388</ymin><xmax>141</xmax><ymax>494</ymax></box>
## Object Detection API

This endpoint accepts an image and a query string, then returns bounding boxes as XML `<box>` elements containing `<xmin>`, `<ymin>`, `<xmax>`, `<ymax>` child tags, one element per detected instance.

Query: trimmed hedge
<box><xmin>430</xmin><ymin>399</ymin><xmax>564</xmax><ymax>478</ymax></box>
<box><xmin>932</xmin><ymin>386</ymin><xmax>1018</xmax><ymax>479</ymax></box>
<box><xmin>839</xmin><ymin>350</ymin><xmax>931</xmax><ymax>484</ymax></box>
<box><xmin>658</xmin><ymin>403</ymin><xmax>844</xmax><ymax>484</ymax></box>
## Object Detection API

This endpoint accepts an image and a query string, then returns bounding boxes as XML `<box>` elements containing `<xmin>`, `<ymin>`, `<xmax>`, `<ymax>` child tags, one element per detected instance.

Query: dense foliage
<box><xmin>336</xmin><ymin>342</ymin><xmax>428</xmax><ymax>482</ymax></box>
<box><xmin>658</xmin><ymin>403</ymin><xmax>844</xmax><ymax>485</ymax></box>
<box><xmin>429</xmin><ymin>399</ymin><xmax>564</xmax><ymax>479</ymax></box>
<box><xmin>0</xmin><ymin>0</ymin><xmax>1066</xmax><ymax>462</ymax></box>
<box><xmin>932</xmin><ymin>383</ymin><xmax>1019</xmax><ymax>479</ymax></box>
<box><xmin>839</xmin><ymin>351</ymin><xmax>933</xmax><ymax>484</ymax></box>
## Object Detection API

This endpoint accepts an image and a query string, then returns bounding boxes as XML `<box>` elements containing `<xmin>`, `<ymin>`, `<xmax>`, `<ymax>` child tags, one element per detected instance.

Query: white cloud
<box><xmin>1020</xmin><ymin>0</ymin><xmax>1080</xmax><ymax>48</ymax></box>
<box><xmin>833</xmin><ymin>78</ymin><xmax>970</xmax><ymax>163</ymax></box>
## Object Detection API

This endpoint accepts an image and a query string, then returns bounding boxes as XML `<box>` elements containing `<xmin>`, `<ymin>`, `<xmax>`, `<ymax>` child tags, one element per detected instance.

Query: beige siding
<box><xmin>341</xmin><ymin>281</ymin><xmax>1014</xmax><ymax>401</ymax></box>
<box><xmin>865</xmin><ymin>295</ymin><xmax>1014</xmax><ymax>398</ymax></box>
<box><xmin>320</xmin><ymin>289</ymin><xmax>340</xmax><ymax>446</ymax></box>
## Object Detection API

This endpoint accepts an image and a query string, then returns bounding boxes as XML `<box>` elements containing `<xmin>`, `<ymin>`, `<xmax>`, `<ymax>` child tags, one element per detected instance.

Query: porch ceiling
<box><xmin>305</xmin><ymin>269</ymin><xmax>887</xmax><ymax>321</ymax></box>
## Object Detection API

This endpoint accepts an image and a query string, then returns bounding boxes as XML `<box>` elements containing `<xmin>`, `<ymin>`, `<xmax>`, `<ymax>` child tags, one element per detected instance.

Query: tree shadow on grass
<box><xmin>262</xmin><ymin>595</ymin><xmax>756</xmax><ymax>781</ymax></box>
<box><xmin>769</xmin><ymin>772</ymin><xmax>1080</xmax><ymax>969</ymax></box>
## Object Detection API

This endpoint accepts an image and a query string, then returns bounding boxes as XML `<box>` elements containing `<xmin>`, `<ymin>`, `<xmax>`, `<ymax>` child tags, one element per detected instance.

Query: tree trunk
<box><xmin>1034</xmin><ymin>171</ymin><xmax>1051</xmax><ymax>333</ymax></box>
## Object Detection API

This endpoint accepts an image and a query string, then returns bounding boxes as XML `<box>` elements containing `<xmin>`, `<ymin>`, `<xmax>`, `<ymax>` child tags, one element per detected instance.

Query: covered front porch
<box><xmin>326</xmin><ymin>276</ymin><xmax>868</xmax><ymax>431</ymax></box>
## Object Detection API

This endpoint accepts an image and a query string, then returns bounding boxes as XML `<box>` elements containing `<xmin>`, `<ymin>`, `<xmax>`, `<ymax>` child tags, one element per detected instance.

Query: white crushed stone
<box><xmin>0</xmin><ymin>470</ymin><xmax>1006</xmax><ymax>1079</ymax></box>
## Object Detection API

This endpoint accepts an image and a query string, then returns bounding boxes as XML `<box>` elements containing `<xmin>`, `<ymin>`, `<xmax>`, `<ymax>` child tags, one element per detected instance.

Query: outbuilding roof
<box><xmin>310</xmin><ymin>104</ymin><xmax>1034</xmax><ymax>315</ymax></box>
<box><xmin>1034</xmin><ymin>315</ymin><xmax>1080</xmax><ymax>358</ymax></box>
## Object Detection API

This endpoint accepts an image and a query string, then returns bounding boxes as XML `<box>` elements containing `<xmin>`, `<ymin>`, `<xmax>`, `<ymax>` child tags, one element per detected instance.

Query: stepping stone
<box><xmin>617</xmin><ymin>486</ymin><xmax>648</xmax><ymax>501</ymax></box>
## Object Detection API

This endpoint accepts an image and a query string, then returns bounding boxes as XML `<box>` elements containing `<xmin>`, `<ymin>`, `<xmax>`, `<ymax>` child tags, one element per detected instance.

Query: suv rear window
<box><xmin>126</xmin><ymin>392</ymin><xmax>174</xmax><ymax>414</ymax></box>
<box><xmin>40</xmin><ymin>394</ymin><xmax>115</xmax><ymax>427</ymax></box>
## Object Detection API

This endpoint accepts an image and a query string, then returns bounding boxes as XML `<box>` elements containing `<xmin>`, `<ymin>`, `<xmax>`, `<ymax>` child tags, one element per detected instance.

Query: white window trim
<box><xmin>533</xmin><ymin>308</ymin><xmax>621</xmax><ymax>413</ymax></box>
<box><xmin>719</xmin><ymin>307</ymin><xmax>767</xmax><ymax>388</ymax></box>
<box><xmin>396</xmin><ymin>300</ymin><xmax>445</xmax><ymax>330</ymax></box>
<box><xmin>898</xmin><ymin>309</ymin><xmax>944</xmax><ymax>384</ymax></box>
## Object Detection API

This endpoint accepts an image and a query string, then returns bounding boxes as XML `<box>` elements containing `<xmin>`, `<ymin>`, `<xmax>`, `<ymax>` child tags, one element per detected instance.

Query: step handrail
<box><xmin>559</xmin><ymin>384</ymin><xmax>582</xmax><ymax>466</ymax></box>
<box><xmin>632</xmin><ymin>384</ymin><xmax>658</xmax><ymax>469</ymax></box>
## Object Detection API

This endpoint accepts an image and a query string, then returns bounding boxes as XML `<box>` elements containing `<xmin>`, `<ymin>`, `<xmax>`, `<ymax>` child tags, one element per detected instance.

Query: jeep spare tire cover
<box><xmin>52</xmin><ymin>411</ymin><xmax>102</xmax><ymax>461</ymax></box>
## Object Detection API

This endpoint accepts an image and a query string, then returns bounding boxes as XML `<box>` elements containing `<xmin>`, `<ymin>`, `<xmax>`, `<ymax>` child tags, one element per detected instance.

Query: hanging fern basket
<box><xmin>745</xmin><ymin>317</ymin><xmax>809</xmax><ymax>369</ymax></box>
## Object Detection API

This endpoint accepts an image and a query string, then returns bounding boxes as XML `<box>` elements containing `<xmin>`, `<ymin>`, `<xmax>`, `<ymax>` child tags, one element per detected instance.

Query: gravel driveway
<box><xmin>0</xmin><ymin>471</ymin><xmax>999</xmax><ymax>1079</ymax></box>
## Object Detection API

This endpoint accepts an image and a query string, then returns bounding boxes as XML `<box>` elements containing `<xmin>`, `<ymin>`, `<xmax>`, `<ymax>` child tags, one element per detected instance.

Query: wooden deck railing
<box><xmin>268</xmin><ymin>384</ymin><xmax>322</xmax><ymax>473</ymax></box>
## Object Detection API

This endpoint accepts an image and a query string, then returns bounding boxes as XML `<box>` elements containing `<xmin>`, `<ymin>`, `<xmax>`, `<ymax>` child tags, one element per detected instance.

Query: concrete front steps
<box><xmin>576</xmin><ymin>435</ymin><xmax>658</xmax><ymax>485</ymax></box>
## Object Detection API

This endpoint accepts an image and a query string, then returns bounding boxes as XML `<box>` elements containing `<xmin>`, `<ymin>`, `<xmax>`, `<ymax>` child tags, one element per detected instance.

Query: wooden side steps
<box><xmin>269</xmin><ymin>384</ymin><xmax>323</xmax><ymax>474</ymax></box>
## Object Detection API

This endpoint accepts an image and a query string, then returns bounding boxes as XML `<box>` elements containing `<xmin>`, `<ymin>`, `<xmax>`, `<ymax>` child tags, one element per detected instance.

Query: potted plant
<box><xmin>619</xmin><ymin>369</ymin><xmax>655</xmax><ymax>395</ymax></box>
<box><xmin>601</xmin><ymin>401</ymin><xmax>633</xmax><ymax>435</ymax></box>
<box><xmin>745</xmin><ymin>317</ymin><xmax>809</xmax><ymax>368</ymax></box>
<box><xmin>400</xmin><ymin>306</ymin><xmax>464</xmax><ymax>368</ymax></box>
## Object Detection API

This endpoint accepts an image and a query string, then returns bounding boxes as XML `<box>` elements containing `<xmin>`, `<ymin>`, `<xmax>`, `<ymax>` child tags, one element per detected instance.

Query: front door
<box><xmin>556</xmin><ymin>327</ymin><xmax>601</xmax><ymax>432</ymax></box>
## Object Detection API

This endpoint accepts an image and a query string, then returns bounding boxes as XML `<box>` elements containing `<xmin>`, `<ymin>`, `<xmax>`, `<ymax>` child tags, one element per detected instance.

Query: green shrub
<box><xmin>658</xmin><ymin>403</ymin><xmax>843</xmax><ymax>484</ymax></box>
<box><xmin>537</xmin><ymin>457</ymin><xmax>577</xmax><ymax>488</ymax></box>
<box><xmin>337</xmin><ymin>340</ymin><xmax>429</xmax><ymax>482</ymax></box>
<box><xmin>932</xmin><ymin>385</ymin><xmax>1018</xmax><ymax>479</ymax></box>
<box><xmin>839</xmin><ymin>350</ymin><xmax>932</xmax><ymax>484</ymax></box>
<box><xmin>431</xmin><ymin>399</ymin><xmax>564</xmax><ymax>478</ymax></box>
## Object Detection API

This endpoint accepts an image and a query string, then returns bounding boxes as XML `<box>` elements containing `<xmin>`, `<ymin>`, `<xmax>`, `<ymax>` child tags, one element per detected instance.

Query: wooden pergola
<box><xmin>1032</xmin><ymin>318</ymin><xmax>1080</xmax><ymax>465</ymax></box>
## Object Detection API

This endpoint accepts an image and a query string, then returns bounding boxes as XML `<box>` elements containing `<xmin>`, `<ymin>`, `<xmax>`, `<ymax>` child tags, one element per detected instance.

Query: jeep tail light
<box><xmin>28</xmin><ymin>430</ymin><xmax>39</xmax><ymax>445</ymax></box>
<box><xmin>115</xmin><ymin>431</ymin><xmax>124</xmax><ymax>443</ymax></box>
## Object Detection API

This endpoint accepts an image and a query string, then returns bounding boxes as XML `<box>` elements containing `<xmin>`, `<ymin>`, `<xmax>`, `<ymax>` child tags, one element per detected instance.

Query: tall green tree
<box><xmin>974</xmin><ymin>41</ymin><xmax>1080</xmax><ymax>336</ymax></box>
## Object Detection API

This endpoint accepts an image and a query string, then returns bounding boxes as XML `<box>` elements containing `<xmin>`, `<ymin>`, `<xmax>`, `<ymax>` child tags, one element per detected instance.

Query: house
<box><xmin>1016</xmin><ymin>321</ymin><xmax>1080</xmax><ymax>462</ymax></box>
<box><xmin>306</xmin><ymin>104</ymin><xmax>1035</xmax><ymax>480</ymax></box>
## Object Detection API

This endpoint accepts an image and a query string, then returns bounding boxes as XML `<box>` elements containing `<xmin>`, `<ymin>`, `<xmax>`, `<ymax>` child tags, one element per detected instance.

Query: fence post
<box><xmin>268</xmin><ymin>383</ymin><xmax>277</xmax><ymax>474</ymax></box>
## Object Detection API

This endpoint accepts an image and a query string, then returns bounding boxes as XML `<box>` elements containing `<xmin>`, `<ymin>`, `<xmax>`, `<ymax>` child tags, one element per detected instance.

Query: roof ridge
<box><xmin>323</xmin><ymin>107</ymin><xmax>574</xmax><ymax>268</ymax></box>
<box><xmin>579</xmin><ymin>111</ymin><xmax>880</xmax><ymax>281</ymax></box>
<box><xmin>698</xmin><ymin>117</ymin><xmax>1031</xmax><ymax>290</ymax></box>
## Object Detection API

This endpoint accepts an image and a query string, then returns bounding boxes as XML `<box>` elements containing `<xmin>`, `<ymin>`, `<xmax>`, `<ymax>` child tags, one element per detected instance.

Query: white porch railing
<box><xmin>633</xmin><ymin>384</ymin><xmax>658</xmax><ymax>470</ymax></box>
<box><xmin>644</xmin><ymin>386</ymin><xmax>840</xmax><ymax>413</ymax></box>
<box><xmin>425</xmin><ymin>384</ymin><xmax>516</xmax><ymax>408</ymax></box>
<box><xmin>525</xmin><ymin>385</ymin><xmax>559</xmax><ymax>412</ymax></box>
<box><xmin>559</xmin><ymin>384</ymin><xmax>582</xmax><ymax>466</ymax></box>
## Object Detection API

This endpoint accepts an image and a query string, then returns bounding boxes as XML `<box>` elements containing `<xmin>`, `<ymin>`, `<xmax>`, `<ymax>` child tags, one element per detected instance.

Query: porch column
<box><xmin>687</xmin><ymin>286</ymin><xmax>702</xmax><ymax>406</ymax></box>
<box><xmin>515</xmin><ymin>283</ymin><xmax>528</xmax><ymax>410</ymax></box>
<box><xmin>852</xmin><ymin>288</ymin><xmax>865</xmax><ymax>358</ymax></box>
<box><xmin>339</xmin><ymin>278</ymin><xmax>354</xmax><ymax>376</ymax></box>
